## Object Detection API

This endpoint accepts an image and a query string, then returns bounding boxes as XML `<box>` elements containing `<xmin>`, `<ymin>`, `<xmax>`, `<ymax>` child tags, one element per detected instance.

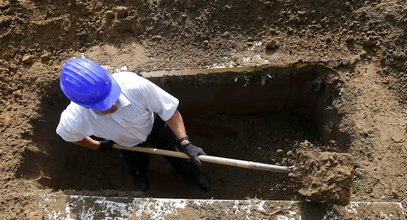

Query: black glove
<box><xmin>179</xmin><ymin>143</ymin><xmax>206</xmax><ymax>167</ymax></box>
<box><xmin>99</xmin><ymin>140</ymin><xmax>114</xmax><ymax>151</ymax></box>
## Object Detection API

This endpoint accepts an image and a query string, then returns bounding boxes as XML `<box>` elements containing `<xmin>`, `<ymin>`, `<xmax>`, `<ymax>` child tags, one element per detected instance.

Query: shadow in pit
<box><xmin>153</xmin><ymin>64</ymin><xmax>351</xmax><ymax>153</ymax></box>
<box><xmin>16</xmin><ymin>81</ymin><xmax>137</xmax><ymax>191</ymax></box>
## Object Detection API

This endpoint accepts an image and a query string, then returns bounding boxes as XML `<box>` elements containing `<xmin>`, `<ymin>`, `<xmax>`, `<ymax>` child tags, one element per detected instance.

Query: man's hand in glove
<box><xmin>99</xmin><ymin>140</ymin><xmax>115</xmax><ymax>151</ymax></box>
<box><xmin>179</xmin><ymin>143</ymin><xmax>206</xmax><ymax>167</ymax></box>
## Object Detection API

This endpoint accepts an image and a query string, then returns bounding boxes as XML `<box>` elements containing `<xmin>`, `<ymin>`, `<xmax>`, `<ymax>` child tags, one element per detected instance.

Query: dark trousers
<box><xmin>120</xmin><ymin>114</ymin><xmax>201</xmax><ymax>179</ymax></box>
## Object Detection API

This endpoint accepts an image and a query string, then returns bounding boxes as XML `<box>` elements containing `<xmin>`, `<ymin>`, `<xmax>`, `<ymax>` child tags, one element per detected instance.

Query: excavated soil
<box><xmin>292</xmin><ymin>141</ymin><xmax>354</xmax><ymax>206</ymax></box>
<box><xmin>1</xmin><ymin>0</ymin><xmax>407</xmax><ymax>219</ymax></box>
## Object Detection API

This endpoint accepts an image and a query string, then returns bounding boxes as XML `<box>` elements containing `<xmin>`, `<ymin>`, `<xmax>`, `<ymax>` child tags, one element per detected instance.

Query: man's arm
<box><xmin>166</xmin><ymin>110</ymin><xmax>190</xmax><ymax>145</ymax></box>
<box><xmin>167</xmin><ymin>110</ymin><xmax>205</xmax><ymax>167</ymax></box>
<box><xmin>73</xmin><ymin>136</ymin><xmax>101</xmax><ymax>150</ymax></box>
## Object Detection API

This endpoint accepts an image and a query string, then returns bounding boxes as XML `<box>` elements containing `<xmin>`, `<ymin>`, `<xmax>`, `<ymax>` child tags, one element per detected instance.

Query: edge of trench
<box><xmin>36</xmin><ymin>194</ymin><xmax>405</xmax><ymax>219</ymax></box>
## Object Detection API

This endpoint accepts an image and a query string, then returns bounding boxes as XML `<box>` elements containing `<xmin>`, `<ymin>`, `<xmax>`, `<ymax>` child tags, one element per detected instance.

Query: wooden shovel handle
<box><xmin>113</xmin><ymin>144</ymin><xmax>293</xmax><ymax>173</ymax></box>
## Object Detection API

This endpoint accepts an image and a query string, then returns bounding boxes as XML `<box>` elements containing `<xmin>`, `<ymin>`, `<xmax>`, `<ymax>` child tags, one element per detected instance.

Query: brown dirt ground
<box><xmin>292</xmin><ymin>141</ymin><xmax>354</xmax><ymax>206</ymax></box>
<box><xmin>1</xmin><ymin>0</ymin><xmax>406</xmax><ymax>219</ymax></box>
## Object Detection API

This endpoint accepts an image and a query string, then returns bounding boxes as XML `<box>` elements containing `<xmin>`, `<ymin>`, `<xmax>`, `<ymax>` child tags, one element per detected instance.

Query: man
<box><xmin>56</xmin><ymin>58</ymin><xmax>210</xmax><ymax>191</ymax></box>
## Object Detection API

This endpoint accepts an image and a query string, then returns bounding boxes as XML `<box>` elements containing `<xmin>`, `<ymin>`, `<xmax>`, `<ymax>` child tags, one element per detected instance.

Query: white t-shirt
<box><xmin>56</xmin><ymin>72</ymin><xmax>179</xmax><ymax>147</ymax></box>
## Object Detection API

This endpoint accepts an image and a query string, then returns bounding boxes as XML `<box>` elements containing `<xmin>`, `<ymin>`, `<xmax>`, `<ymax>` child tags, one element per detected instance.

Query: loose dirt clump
<box><xmin>291</xmin><ymin>141</ymin><xmax>354</xmax><ymax>206</ymax></box>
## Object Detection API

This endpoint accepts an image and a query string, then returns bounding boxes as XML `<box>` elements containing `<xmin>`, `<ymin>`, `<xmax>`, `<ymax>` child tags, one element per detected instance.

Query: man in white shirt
<box><xmin>56</xmin><ymin>58</ymin><xmax>210</xmax><ymax>191</ymax></box>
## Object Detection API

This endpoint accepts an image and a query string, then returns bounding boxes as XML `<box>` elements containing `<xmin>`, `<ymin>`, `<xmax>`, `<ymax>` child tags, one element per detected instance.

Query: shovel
<box><xmin>113</xmin><ymin>144</ymin><xmax>293</xmax><ymax>173</ymax></box>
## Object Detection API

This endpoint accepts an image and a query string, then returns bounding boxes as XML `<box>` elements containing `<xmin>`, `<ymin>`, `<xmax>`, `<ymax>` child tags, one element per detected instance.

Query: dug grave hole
<box><xmin>17</xmin><ymin>63</ymin><xmax>354</xmax><ymax>204</ymax></box>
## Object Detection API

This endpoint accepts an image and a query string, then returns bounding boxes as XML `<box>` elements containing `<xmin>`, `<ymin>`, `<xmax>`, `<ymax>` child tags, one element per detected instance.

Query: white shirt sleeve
<box><xmin>138</xmin><ymin>78</ymin><xmax>179</xmax><ymax>121</ymax></box>
<box><xmin>56</xmin><ymin>108</ymin><xmax>87</xmax><ymax>142</ymax></box>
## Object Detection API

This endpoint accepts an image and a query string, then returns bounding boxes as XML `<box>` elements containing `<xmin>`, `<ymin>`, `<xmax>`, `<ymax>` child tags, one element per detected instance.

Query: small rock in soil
<box><xmin>22</xmin><ymin>55</ymin><xmax>35</xmax><ymax>64</ymax></box>
<box><xmin>222</xmin><ymin>31</ymin><xmax>230</xmax><ymax>38</ymax></box>
<box><xmin>67</xmin><ymin>0</ymin><xmax>77</xmax><ymax>7</ymax></box>
<box><xmin>152</xmin><ymin>35</ymin><xmax>162</xmax><ymax>41</ymax></box>
<box><xmin>41</xmin><ymin>52</ymin><xmax>51</xmax><ymax>61</ymax></box>
<box><xmin>286</xmin><ymin>150</ymin><xmax>293</xmax><ymax>156</ymax></box>
<box><xmin>105</xmin><ymin>10</ymin><xmax>115</xmax><ymax>20</ymax></box>
<box><xmin>359</xmin><ymin>51</ymin><xmax>367</xmax><ymax>58</ymax></box>
<box><xmin>113</xmin><ymin>6</ymin><xmax>129</xmax><ymax>18</ymax></box>
<box><xmin>265</xmin><ymin>39</ymin><xmax>279</xmax><ymax>50</ymax></box>
<box><xmin>203</xmin><ymin>40</ymin><xmax>209</xmax><ymax>48</ymax></box>
<box><xmin>363</xmin><ymin>36</ymin><xmax>378</xmax><ymax>47</ymax></box>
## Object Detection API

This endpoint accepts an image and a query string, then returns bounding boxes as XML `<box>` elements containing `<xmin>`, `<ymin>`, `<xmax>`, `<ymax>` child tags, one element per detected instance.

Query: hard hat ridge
<box><xmin>60</xmin><ymin>58</ymin><xmax>121</xmax><ymax>111</ymax></box>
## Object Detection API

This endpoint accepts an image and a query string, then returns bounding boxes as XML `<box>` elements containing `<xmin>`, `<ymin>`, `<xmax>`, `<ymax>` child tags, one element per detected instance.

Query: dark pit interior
<box><xmin>17</xmin><ymin>64</ymin><xmax>348</xmax><ymax>199</ymax></box>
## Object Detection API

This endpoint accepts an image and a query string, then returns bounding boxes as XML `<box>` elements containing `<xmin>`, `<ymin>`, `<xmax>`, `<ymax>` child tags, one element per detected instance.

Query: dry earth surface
<box><xmin>1</xmin><ymin>0</ymin><xmax>406</xmax><ymax>219</ymax></box>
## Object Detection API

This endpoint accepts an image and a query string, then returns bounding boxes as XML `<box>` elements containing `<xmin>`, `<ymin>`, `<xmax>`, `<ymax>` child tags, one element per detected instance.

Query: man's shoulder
<box><xmin>113</xmin><ymin>72</ymin><xmax>150</xmax><ymax>91</ymax></box>
<box><xmin>65</xmin><ymin>101</ymin><xmax>84</xmax><ymax>113</ymax></box>
<box><xmin>113</xmin><ymin>72</ymin><xmax>142</xmax><ymax>82</ymax></box>
<box><xmin>60</xmin><ymin>102</ymin><xmax>87</xmax><ymax>122</ymax></box>
<box><xmin>57</xmin><ymin>102</ymin><xmax>89</xmax><ymax>141</ymax></box>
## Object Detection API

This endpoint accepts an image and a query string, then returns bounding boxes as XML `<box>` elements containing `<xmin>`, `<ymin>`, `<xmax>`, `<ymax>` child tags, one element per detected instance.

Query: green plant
<box><xmin>260</xmin><ymin>72</ymin><xmax>273</xmax><ymax>86</ymax></box>
<box><xmin>245</xmin><ymin>195</ymin><xmax>260</xmax><ymax>200</ymax></box>
<box><xmin>351</xmin><ymin>188</ymin><xmax>358</xmax><ymax>193</ymax></box>
<box><xmin>291</xmin><ymin>194</ymin><xmax>298</xmax><ymax>200</ymax></box>
<box><xmin>233</xmin><ymin>65</ymin><xmax>273</xmax><ymax>87</ymax></box>
<box><xmin>234</xmin><ymin>71</ymin><xmax>252</xmax><ymax>87</ymax></box>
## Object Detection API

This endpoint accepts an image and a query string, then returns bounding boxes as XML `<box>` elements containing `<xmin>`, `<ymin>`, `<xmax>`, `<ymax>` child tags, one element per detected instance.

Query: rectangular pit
<box><xmin>17</xmin><ymin>64</ymin><xmax>347</xmax><ymax>200</ymax></box>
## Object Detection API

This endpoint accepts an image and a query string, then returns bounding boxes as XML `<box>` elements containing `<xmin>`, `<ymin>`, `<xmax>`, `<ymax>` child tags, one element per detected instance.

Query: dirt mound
<box><xmin>291</xmin><ymin>141</ymin><xmax>354</xmax><ymax>206</ymax></box>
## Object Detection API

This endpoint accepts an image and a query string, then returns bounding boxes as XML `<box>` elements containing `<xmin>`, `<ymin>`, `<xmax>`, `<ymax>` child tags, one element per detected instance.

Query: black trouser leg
<box><xmin>121</xmin><ymin>150</ymin><xmax>149</xmax><ymax>176</ymax></box>
<box><xmin>163</xmin><ymin>156</ymin><xmax>202</xmax><ymax>179</ymax></box>
<box><xmin>121</xmin><ymin>114</ymin><xmax>202</xmax><ymax>181</ymax></box>
<box><xmin>147</xmin><ymin>115</ymin><xmax>202</xmax><ymax>179</ymax></box>
<box><xmin>94</xmin><ymin>135</ymin><xmax>149</xmax><ymax>177</ymax></box>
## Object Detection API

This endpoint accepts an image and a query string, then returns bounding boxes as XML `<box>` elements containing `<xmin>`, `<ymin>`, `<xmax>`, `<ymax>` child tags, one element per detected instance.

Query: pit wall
<box><xmin>144</xmin><ymin>63</ymin><xmax>348</xmax><ymax>152</ymax></box>
<box><xmin>16</xmin><ymin>63</ymin><xmax>348</xmax><ymax>196</ymax></box>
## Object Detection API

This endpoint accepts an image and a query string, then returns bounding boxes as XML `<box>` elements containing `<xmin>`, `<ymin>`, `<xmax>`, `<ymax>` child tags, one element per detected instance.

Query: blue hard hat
<box><xmin>60</xmin><ymin>58</ymin><xmax>121</xmax><ymax>111</ymax></box>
